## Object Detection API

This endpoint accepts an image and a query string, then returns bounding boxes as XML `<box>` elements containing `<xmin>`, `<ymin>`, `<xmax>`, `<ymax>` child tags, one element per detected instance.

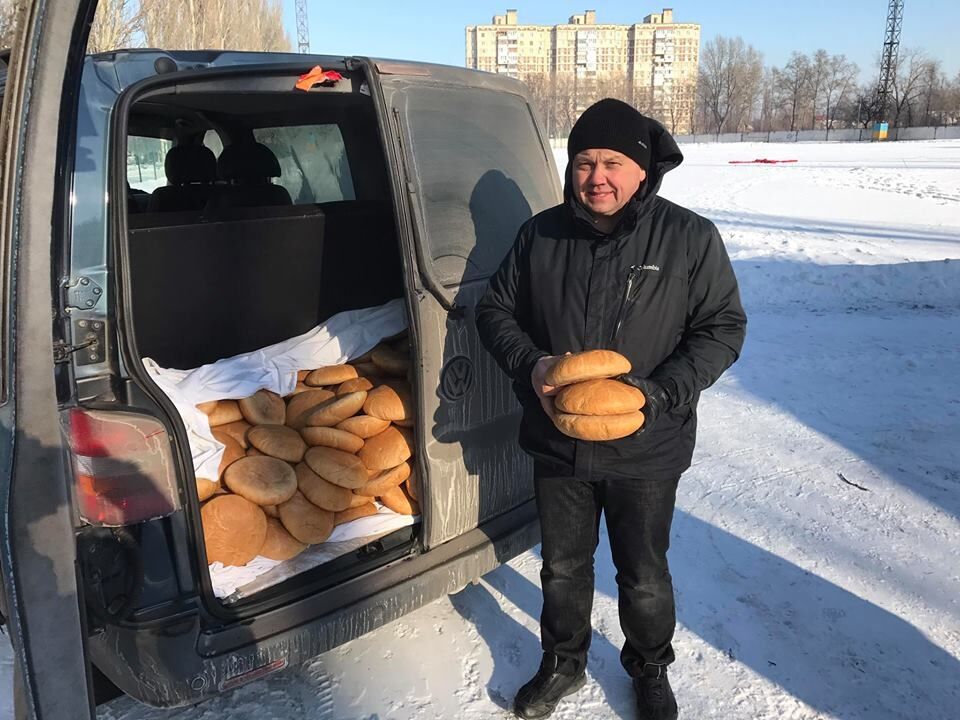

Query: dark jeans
<box><xmin>534</xmin><ymin>464</ymin><xmax>679</xmax><ymax>678</ymax></box>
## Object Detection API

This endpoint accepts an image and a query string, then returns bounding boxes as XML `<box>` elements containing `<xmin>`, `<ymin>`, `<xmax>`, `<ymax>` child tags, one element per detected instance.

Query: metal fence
<box><xmin>673</xmin><ymin>126</ymin><xmax>960</xmax><ymax>144</ymax></box>
<box><xmin>549</xmin><ymin>126</ymin><xmax>960</xmax><ymax>148</ymax></box>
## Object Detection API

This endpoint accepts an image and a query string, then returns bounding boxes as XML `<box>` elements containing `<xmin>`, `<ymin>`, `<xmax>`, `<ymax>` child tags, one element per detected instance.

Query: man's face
<box><xmin>572</xmin><ymin>149</ymin><xmax>647</xmax><ymax>217</ymax></box>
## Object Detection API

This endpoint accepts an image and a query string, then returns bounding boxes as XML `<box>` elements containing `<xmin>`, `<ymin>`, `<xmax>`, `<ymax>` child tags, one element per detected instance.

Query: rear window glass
<box><xmin>254</xmin><ymin>124</ymin><xmax>355</xmax><ymax>204</ymax></box>
<box><xmin>402</xmin><ymin>86</ymin><xmax>556</xmax><ymax>286</ymax></box>
<box><xmin>127</xmin><ymin>135</ymin><xmax>172</xmax><ymax>193</ymax></box>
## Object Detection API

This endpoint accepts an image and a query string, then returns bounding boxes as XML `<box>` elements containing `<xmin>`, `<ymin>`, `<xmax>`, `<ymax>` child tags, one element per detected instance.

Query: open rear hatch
<box><xmin>107</xmin><ymin>61</ymin><xmax>423</xmax><ymax>612</ymax></box>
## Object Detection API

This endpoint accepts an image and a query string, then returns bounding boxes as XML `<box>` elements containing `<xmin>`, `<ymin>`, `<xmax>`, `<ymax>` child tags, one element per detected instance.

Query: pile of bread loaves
<box><xmin>546</xmin><ymin>350</ymin><xmax>648</xmax><ymax>441</ymax></box>
<box><xmin>194</xmin><ymin>335</ymin><xmax>420</xmax><ymax>568</ymax></box>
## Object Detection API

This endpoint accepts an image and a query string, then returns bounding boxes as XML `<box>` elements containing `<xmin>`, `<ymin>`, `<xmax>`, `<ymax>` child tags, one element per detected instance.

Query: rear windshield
<box><xmin>127</xmin><ymin>135</ymin><xmax>173</xmax><ymax>193</ymax></box>
<box><xmin>254</xmin><ymin>124</ymin><xmax>356</xmax><ymax>204</ymax></box>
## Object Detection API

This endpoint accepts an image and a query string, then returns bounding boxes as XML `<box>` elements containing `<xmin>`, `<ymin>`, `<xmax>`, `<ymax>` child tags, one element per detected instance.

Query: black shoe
<box><xmin>633</xmin><ymin>664</ymin><xmax>678</xmax><ymax>720</ymax></box>
<box><xmin>513</xmin><ymin>656</ymin><xmax>587</xmax><ymax>719</ymax></box>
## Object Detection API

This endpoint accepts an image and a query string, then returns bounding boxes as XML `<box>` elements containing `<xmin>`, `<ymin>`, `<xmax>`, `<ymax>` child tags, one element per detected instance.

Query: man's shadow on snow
<box><xmin>450</xmin><ymin>561</ymin><xmax>634</xmax><ymax>718</ymax></box>
<box><xmin>452</xmin><ymin>507</ymin><xmax>960</xmax><ymax>717</ymax></box>
<box><xmin>636</xmin><ymin>510</ymin><xmax>958</xmax><ymax>716</ymax></box>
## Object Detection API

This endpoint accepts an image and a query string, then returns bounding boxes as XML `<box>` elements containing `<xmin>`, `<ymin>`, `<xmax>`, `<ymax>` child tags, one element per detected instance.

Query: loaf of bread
<box><xmin>405</xmin><ymin>469</ymin><xmax>419</xmax><ymax>502</ymax></box>
<box><xmin>223</xmin><ymin>456</ymin><xmax>298</xmax><ymax>506</ymax></box>
<box><xmin>355</xmin><ymin>461</ymin><xmax>411</xmax><ymax>497</ymax></box>
<box><xmin>289</xmin><ymin>381</ymin><xmax>313</xmax><ymax>396</ymax></box>
<box><xmin>304</xmin><ymin>446</ymin><xmax>368</xmax><ymax>489</ymax></box>
<box><xmin>259</xmin><ymin>517</ymin><xmax>307</xmax><ymax>561</ymax></box>
<box><xmin>278</xmin><ymin>490</ymin><xmax>334</xmax><ymax>544</ymax></box>
<box><xmin>247</xmin><ymin>424</ymin><xmax>307</xmax><ymax>463</ymax></box>
<box><xmin>371</xmin><ymin>345</ymin><xmax>409</xmax><ymax>377</ymax></box>
<box><xmin>545</xmin><ymin>350</ymin><xmax>631</xmax><ymax>387</ymax></box>
<box><xmin>195</xmin><ymin>477</ymin><xmax>219</xmax><ymax>502</ymax></box>
<box><xmin>554</xmin><ymin>378</ymin><xmax>645</xmax><ymax>416</ymax></box>
<box><xmin>285</xmin><ymin>388</ymin><xmax>336</xmax><ymax>426</ymax></box>
<box><xmin>336</xmin><ymin>414</ymin><xmax>390</xmax><ymax>439</ymax></box>
<box><xmin>379</xmin><ymin>484</ymin><xmax>419</xmax><ymax>515</ymax></box>
<box><xmin>239</xmin><ymin>389</ymin><xmax>285</xmax><ymax>425</ymax></box>
<box><xmin>359</xmin><ymin>426</ymin><xmax>413</xmax><ymax>471</ymax></box>
<box><xmin>202</xmin><ymin>494</ymin><xmax>267</xmax><ymax>567</ymax></box>
<box><xmin>334</xmin><ymin>503</ymin><xmax>378</xmax><ymax>525</ymax></box>
<box><xmin>196</xmin><ymin>400</ymin><xmax>219</xmax><ymax>416</ymax></box>
<box><xmin>300</xmin><ymin>426</ymin><xmax>364</xmax><ymax>454</ymax></box>
<box><xmin>295</xmin><ymin>391</ymin><xmax>367</xmax><ymax>429</ymax></box>
<box><xmin>353</xmin><ymin>361</ymin><xmax>381</xmax><ymax>377</ymax></box>
<box><xmin>213</xmin><ymin>431</ymin><xmax>246</xmax><ymax>478</ymax></box>
<box><xmin>208</xmin><ymin>399</ymin><xmax>244</xmax><ymax>427</ymax></box>
<box><xmin>305</xmin><ymin>364</ymin><xmax>358</xmax><ymax>387</ymax></box>
<box><xmin>553</xmin><ymin>411</ymin><xmax>645</xmax><ymax>441</ymax></box>
<box><xmin>363</xmin><ymin>382</ymin><xmax>413</xmax><ymax>423</ymax></box>
<box><xmin>295</xmin><ymin>461</ymin><xmax>356</xmax><ymax>512</ymax></box>
<box><xmin>217</xmin><ymin>420</ymin><xmax>251</xmax><ymax>448</ymax></box>
<box><xmin>337</xmin><ymin>377</ymin><xmax>375</xmax><ymax>395</ymax></box>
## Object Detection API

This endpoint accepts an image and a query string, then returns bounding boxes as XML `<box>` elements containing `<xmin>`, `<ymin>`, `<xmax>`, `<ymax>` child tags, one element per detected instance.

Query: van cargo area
<box><xmin>115</xmin><ymin>69</ymin><xmax>422</xmax><ymax>609</ymax></box>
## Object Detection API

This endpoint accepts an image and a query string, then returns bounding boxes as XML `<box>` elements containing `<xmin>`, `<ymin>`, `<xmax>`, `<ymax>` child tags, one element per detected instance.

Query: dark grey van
<box><xmin>0</xmin><ymin>1</ymin><xmax>561</xmax><ymax>716</ymax></box>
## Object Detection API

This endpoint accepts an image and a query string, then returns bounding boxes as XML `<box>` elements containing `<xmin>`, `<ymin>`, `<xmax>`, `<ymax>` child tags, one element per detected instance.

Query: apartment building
<box><xmin>466</xmin><ymin>8</ymin><xmax>699</xmax><ymax>134</ymax></box>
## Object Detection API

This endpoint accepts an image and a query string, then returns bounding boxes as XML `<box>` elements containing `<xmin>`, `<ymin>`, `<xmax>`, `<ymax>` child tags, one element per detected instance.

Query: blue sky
<box><xmin>283</xmin><ymin>1</ymin><xmax>959</xmax><ymax>81</ymax></box>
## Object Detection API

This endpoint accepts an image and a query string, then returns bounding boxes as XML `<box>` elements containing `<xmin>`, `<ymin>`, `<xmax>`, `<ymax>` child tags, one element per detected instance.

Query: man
<box><xmin>475</xmin><ymin>98</ymin><xmax>747</xmax><ymax>719</ymax></box>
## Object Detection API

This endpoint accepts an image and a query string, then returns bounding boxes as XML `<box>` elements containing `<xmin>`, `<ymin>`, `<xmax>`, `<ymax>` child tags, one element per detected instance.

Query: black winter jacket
<box><xmin>475</xmin><ymin>125</ymin><xmax>747</xmax><ymax>481</ymax></box>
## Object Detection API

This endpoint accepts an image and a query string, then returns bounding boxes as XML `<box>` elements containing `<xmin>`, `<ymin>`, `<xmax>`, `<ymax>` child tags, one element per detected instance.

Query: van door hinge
<box><xmin>63</xmin><ymin>275</ymin><xmax>103</xmax><ymax>311</ymax></box>
<box><xmin>54</xmin><ymin>320</ymin><xmax>105</xmax><ymax>365</ymax></box>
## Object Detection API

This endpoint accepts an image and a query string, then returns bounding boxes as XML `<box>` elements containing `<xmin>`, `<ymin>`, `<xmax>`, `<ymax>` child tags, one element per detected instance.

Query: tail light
<box><xmin>60</xmin><ymin>408</ymin><xmax>181</xmax><ymax>527</ymax></box>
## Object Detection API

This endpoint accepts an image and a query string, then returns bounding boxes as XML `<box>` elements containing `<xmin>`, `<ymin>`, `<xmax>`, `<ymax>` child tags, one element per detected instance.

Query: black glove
<box><xmin>618</xmin><ymin>375</ymin><xmax>672</xmax><ymax>433</ymax></box>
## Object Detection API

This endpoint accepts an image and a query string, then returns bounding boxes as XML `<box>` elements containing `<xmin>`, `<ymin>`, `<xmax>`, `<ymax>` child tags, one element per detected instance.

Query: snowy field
<box><xmin>3</xmin><ymin>139</ymin><xmax>959</xmax><ymax>719</ymax></box>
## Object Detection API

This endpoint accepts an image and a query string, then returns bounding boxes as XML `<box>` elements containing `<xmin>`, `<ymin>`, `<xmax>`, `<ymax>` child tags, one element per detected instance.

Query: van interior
<box><xmin>120</xmin><ymin>70</ymin><xmax>419</xmax><ymax>609</ymax></box>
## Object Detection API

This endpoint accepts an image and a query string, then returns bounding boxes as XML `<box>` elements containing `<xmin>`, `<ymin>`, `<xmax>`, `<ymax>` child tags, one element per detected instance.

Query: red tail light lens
<box><xmin>61</xmin><ymin>408</ymin><xmax>181</xmax><ymax>526</ymax></box>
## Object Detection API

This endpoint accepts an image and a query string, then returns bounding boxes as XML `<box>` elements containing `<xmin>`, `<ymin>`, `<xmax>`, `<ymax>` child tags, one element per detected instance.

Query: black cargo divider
<box><xmin>128</xmin><ymin>205</ymin><xmax>325</xmax><ymax>369</ymax></box>
<box><xmin>315</xmin><ymin>200</ymin><xmax>404</xmax><ymax>321</ymax></box>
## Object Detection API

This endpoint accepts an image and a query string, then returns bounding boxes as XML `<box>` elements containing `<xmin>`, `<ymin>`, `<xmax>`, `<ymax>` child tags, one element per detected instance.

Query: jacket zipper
<box><xmin>610</xmin><ymin>264</ymin><xmax>644</xmax><ymax>345</ymax></box>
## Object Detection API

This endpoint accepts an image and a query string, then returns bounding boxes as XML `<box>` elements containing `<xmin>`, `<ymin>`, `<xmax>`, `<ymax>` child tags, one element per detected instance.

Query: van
<box><xmin>0</xmin><ymin>2</ymin><xmax>561</xmax><ymax>715</ymax></box>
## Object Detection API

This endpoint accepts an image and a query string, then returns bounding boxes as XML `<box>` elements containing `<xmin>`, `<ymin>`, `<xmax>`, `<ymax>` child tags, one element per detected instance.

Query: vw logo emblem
<box><xmin>440</xmin><ymin>356</ymin><xmax>474</xmax><ymax>401</ymax></box>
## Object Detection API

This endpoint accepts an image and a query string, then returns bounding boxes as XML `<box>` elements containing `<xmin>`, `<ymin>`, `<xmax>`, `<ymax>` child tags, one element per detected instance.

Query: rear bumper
<box><xmin>88</xmin><ymin>499</ymin><xmax>539</xmax><ymax>708</ymax></box>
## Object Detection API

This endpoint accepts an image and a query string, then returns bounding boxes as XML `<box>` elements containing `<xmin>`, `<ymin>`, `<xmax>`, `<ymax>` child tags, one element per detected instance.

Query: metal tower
<box><xmin>874</xmin><ymin>0</ymin><xmax>904</xmax><ymax>119</ymax></box>
<box><xmin>295</xmin><ymin>0</ymin><xmax>310</xmax><ymax>54</ymax></box>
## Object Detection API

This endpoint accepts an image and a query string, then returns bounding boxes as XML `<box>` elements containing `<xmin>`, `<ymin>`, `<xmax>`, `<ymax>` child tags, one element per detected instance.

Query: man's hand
<box><xmin>618</xmin><ymin>375</ymin><xmax>672</xmax><ymax>433</ymax></box>
<box><xmin>531</xmin><ymin>354</ymin><xmax>564</xmax><ymax>421</ymax></box>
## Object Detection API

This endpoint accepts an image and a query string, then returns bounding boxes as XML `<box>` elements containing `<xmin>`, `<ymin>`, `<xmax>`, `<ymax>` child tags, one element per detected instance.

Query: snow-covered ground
<box><xmin>3</xmin><ymin>139</ymin><xmax>959</xmax><ymax>719</ymax></box>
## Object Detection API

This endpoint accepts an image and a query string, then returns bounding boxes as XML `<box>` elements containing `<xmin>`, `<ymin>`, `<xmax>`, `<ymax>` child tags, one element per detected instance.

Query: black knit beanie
<box><xmin>567</xmin><ymin>98</ymin><xmax>652</xmax><ymax>171</ymax></box>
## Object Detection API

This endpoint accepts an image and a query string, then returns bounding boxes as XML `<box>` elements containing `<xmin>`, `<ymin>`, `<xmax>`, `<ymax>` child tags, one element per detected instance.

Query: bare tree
<box><xmin>889</xmin><ymin>48</ymin><xmax>935</xmax><ymax>127</ymax></box>
<box><xmin>140</xmin><ymin>0</ymin><xmax>290</xmax><ymax>52</ymax></box>
<box><xmin>594</xmin><ymin>71</ymin><xmax>633</xmax><ymax>119</ymax></box>
<box><xmin>916</xmin><ymin>60</ymin><xmax>945</xmax><ymax>126</ymax></box>
<box><xmin>822</xmin><ymin>54</ymin><xmax>859</xmax><ymax>129</ymax></box>
<box><xmin>697</xmin><ymin>35</ymin><xmax>764</xmax><ymax>135</ymax></box>
<box><xmin>944</xmin><ymin>71</ymin><xmax>960</xmax><ymax>125</ymax></box>
<box><xmin>808</xmin><ymin>49</ymin><xmax>829</xmax><ymax>128</ymax></box>
<box><xmin>755</xmin><ymin>67</ymin><xmax>776</xmax><ymax>132</ymax></box>
<box><xmin>551</xmin><ymin>73</ymin><xmax>581</xmax><ymax>137</ymax></box>
<box><xmin>773</xmin><ymin>52</ymin><xmax>811</xmax><ymax>131</ymax></box>
<box><xmin>522</xmin><ymin>72</ymin><xmax>555</xmax><ymax>137</ymax></box>
<box><xmin>87</xmin><ymin>0</ymin><xmax>143</xmax><ymax>53</ymax></box>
